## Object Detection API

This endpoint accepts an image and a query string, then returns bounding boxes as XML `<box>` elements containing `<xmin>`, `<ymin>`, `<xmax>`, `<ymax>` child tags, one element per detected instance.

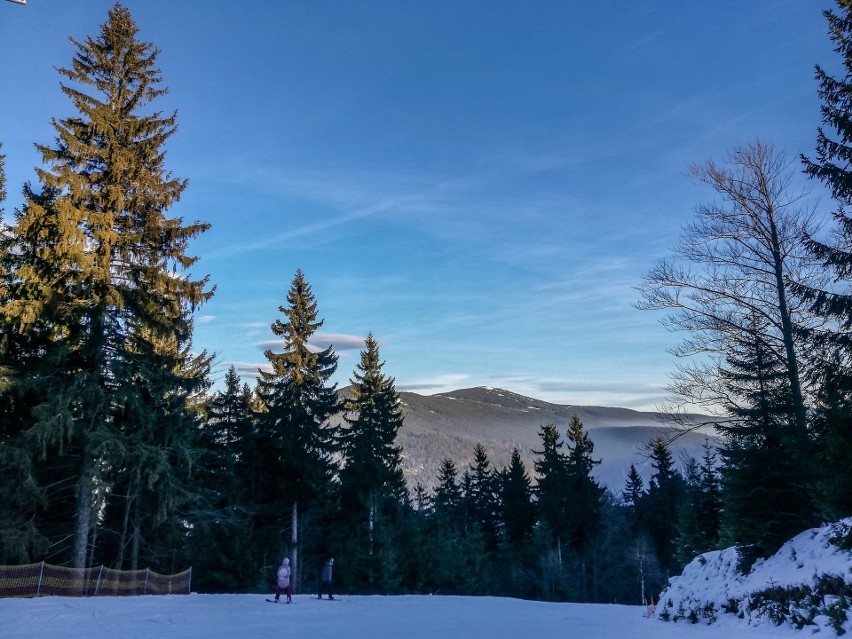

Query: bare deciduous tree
<box><xmin>636</xmin><ymin>140</ymin><xmax>826</xmax><ymax>436</ymax></box>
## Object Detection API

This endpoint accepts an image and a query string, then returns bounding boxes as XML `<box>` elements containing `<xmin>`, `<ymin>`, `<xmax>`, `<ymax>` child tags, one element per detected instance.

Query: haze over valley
<box><xmin>384</xmin><ymin>386</ymin><xmax>715</xmax><ymax>492</ymax></box>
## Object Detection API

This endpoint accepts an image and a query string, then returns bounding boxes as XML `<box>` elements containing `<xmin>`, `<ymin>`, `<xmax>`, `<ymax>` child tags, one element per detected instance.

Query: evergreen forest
<box><xmin>3</xmin><ymin>2</ymin><xmax>852</xmax><ymax>605</ymax></box>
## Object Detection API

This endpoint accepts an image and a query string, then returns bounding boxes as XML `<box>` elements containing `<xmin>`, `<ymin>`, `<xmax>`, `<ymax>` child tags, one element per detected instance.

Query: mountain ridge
<box><xmin>383</xmin><ymin>386</ymin><xmax>718</xmax><ymax>493</ymax></box>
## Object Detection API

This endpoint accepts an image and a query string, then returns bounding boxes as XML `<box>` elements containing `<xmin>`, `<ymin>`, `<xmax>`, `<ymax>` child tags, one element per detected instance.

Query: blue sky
<box><xmin>0</xmin><ymin>1</ymin><xmax>834</xmax><ymax>410</ymax></box>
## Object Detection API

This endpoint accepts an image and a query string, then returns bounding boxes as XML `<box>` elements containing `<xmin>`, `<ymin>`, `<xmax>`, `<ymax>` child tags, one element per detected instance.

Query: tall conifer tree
<box><xmin>676</xmin><ymin>442</ymin><xmax>722</xmax><ymax>564</ymax></box>
<box><xmin>718</xmin><ymin>327</ymin><xmax>815</xmax><ymax>564</ymax></box>
<box><xmin>0</xmin><ymin>143</ymin><xmax>48</xmax><ymax>563</ymax></box>
<box><xmin>642</xmin><ymin>438</ymin><xmax>683</xmax><ymax>577</ymax></box>
<box><xmin>622</xmin><ymin>465</ymin><xmax>644</xmax><ymax>508</ymax></box>
<box><xmin>561</xmin><ymin>415</ymin><xmax>605</xmax><ymax>600</ymax></box>
<box><xmin>338</xmin><ymin>333</ymin><xmax>407</xmax><ymax>592</ymax></box>
<box><xmin>432</xmin><ymin>458</ymin><xmax>462</xmax><ymax>521</ymax></box>
<box><xmin>0</xmin><ymin>4</ymin><xmax>211</xmax><ymax>567</ymax></box>
<box><xmin>186</xmin><ymin>366</ymin><xmax>257</xmax><ymax>591</ymax></box>
<box><xmin>466</xmin><ymin>443</ymin><xmax>499</xmax><ymax>550</ymax></box>
<box><xmin>799</xmin><ymin>1</ymin><xmax>852</xmax><ymax>520</ymax></box>
<box><xmin>533</xmin><ymin>423</ymin><xmax>570</xmax><ymax>554</ymax></box>
<box><xmin>562</xmin><ymin>415</ymin><xmax>604</xmax><ymax>554</ymax></box>
<box><xmin>498</xmin><ymin>447</ymin><xmax>535</xmax><ymax>548</ymax></box>
<box><xmin>339</xmin><ymin>333</ymin><xmax>406</xmax><ymax>518</ymax></box>
<box><xmin>254</xmin><ymin>270</ymin><xmax>339</xmax><ymax>588</ymax></box>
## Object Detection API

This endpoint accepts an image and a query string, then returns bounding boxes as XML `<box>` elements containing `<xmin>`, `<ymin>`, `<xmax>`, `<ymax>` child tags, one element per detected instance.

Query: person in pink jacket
<box><xmin>274</xmin><ymin>558</ymin><xmax>292</xmax><ymax>603</ymax></box>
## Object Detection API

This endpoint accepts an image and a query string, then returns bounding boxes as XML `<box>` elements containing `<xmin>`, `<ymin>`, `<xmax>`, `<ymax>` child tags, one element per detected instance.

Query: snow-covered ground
<box><xmin>658</xmin><ymin>519</ymin><xmax>852</xmax><ymax>635</ymax></box>
<box><xmin>0</xmin><ymin>592</ymin><xmax>806</xmax><ymax>639</ymax></box>
<box><xmin>5</xmin><ymin>520</ymin><xmax>851</xmax><ymax>639</ymax></box>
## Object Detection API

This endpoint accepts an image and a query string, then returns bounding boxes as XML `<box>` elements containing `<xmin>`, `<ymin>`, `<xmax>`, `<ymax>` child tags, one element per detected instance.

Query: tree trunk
<box><xmin>769</xmin><ymin>216</ymin><xmax>808</xmax><ymax>437</ymax></box>
<box><xmin>291</xmin><ymin>501</ymin><xmax>299</xmax><ymax>593</ymax></box>
<box><xmin>116</xmin><ymin>488</ymin><xmax>131</xmax><ymax>569</ymax></box>
<box><xmin>72</xmin><ymin>454</ymin><xmax>95</xmax><ymax>568</ymax></box>
<box><xmin>130</xmin><ymin>492</ymin><xmax>141</xmax><ymax>572</ymax></box>
<box><xmin>115</xmin><ymin>473</ymin><xmax>140</xmax><ymax>570</ymax></box>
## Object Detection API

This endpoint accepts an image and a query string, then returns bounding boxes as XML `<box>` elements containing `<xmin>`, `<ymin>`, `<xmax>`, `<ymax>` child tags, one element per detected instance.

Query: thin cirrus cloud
<box><xmin>202</xmin><ymin>167</ymin><xmax>470</xmax><ymax>260</ymax></box>
<box><xmin>202</xmin><ymin>161</ymin><xmax>543</xmax><ymax>264</ymax></box>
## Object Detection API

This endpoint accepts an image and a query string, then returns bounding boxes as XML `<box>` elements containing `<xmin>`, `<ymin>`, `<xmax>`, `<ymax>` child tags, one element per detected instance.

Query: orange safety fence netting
<box><xmin>0</xmin><ymin>563</ymin><xmax>191</xmax><ymax>597</ymax></box>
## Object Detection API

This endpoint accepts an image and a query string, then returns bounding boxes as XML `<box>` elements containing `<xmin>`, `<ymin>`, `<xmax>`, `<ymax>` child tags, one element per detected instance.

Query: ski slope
<box><xmin>6</xmin><ymin>519</ymin><xmax>852</xmax><ymax>639</ymax></box>
<box><xmin>1</xmin><ymin>592</ymin><xmax>804</xmax><ymax>639</ymax></box>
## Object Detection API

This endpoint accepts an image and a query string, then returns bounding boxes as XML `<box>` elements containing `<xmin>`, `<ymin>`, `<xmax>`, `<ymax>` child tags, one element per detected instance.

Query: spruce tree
<box><xmin>622</xmin><ymin>464</ymin><xmax>644</xmax><ymax>507</ymax></box>
<box><xmin>678</xmin><ymin>441</ymin><xmax>722</xmax><ymax>567</ymax></box>
<box><xmin>206</xmin><ymin>366</ymin><xmax>254</xmax><ymax>463</ymax></box>
<box><xmin>696</xmin><ymin>441</ymin><xmax>721</xmax><ymax>548</ymax></box>
<box><xmin>561</xmin><ymin>415</ymin><xmax>605</xmax><ymax>600</ymax></box>
<box><xmin>620</xmin><ymin>464</ymin><xmax>656</xmax><ymax>605</ymax></box>
<box><xmin>498</xmin><ymin>447</ymin><xmax>535</xmax><ymax>548</ymax></box>
<box><xmin>254</xmin><ymin>270</ymin><xmax>340</xmax><ymax>588</ymax></box>
<box><xmin>811</xmin><ymin>364</ymin><xmax>852</xmax><ymax>519</ymax></box>
<box><xmin>412</xmin><ymin>482</ymin><xmax>431</xmax><ymax>512</ymax></box>
<box><xmin>562</xmin><ymin>415</ymin><xmax>604</xmax><ymax>553</ymax></box>
<box><xmin>432</xmin><ymin>458</ymin><xmax>462</xmax><ymax>519</ymax></box>
<box><xmin>186</xmin><ymin>366</ymin><xmax>257</xmax><ymax>591</ymax></box>
<box><xmin>459</xmin><ymin>469</ymin><xmax>476</xmax><ymax>530</ymax></box>
<box><xmin>717</xmin><ymin>328</ymin><xmax>816</xmax><ymax>565</ymax></box>
<box><xmin>0</xmin><ymin>144</ymin><xmax>47</xmax><ymax>561</ymax></box>
<box><xmin>533</xmin><ymin>423</ymin><xmax>571</xmax><ymax>556</ymax></box>
<box><xmin>641</xmin><ymin>438</ymin><xmax>683</xmax><ymax>577</ymax></box>
<box><xmin>803</xmin><ymin>2</ymin><xmax>852</xmax><ymax>207</ymax></box>
<box><xmin>0</xmin><ymin>4</ymin><xmax>211</xmax><ymax>568</ymax></box>
<box><xmin>799</xmin><ymin>1</ymin><xmax>852</xmax><ymax>520</ymax></box>
<box><xmin>466</xmin><ymin>443</ymin><xmax>499</xmax><ymax>550</ymax></box>
<box><xmin>456</xmin><ymin>467</ymin><xmax>491</xmax><ymax>593</ymax></box>
<box><xmin>338</xmin><ymin>333</ymin><xmax>407</xmax><ymax>592</ymax></box>
<box><xmin>425</xmin><ymin>458</ymin><xmax>471</xmax><ymax>594</ymax></box>
<box><xmin>339</xmin><ymin>333</ymin><xmax>406</xmax><ymax>516</ymax></box>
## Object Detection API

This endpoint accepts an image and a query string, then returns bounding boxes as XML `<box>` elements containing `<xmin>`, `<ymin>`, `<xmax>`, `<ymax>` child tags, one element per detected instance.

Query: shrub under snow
<box><xmin>656</xmin><ymin>519</ymin><xmax>852</xmax><ymax>635</ymax></box>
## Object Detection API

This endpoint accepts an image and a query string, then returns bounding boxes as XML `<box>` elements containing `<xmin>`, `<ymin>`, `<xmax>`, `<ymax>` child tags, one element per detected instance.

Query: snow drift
<box><xmin>656</xmin><ymin>518</ymin><xmax>852</xmax><ymax>635</ymax></box>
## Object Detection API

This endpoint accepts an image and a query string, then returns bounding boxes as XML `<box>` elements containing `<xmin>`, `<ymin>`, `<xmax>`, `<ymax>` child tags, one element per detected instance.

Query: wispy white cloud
<box><xmin>203</xmin><ymin>166</ymin><xmax>480</xmax><ymax>259</ymax></box>
<box><xmin>240</xmin><ymin>321</ymin><xmax>269</xmax><ymax>329</ymax></box>
<box><xmin>226</xmin><ymin>361</ymin><xmax>273</xmax><ymax>380</ymax></box>
<box><xmin>256</xmin><ymin>340</ymin><xmax>282</xmax><ymax>352</ymax></box>
<box><xmin>197</xmin><ymin>315</ymin><xmax>217</xmax><ymax>324</ymax></box>
<box><xmin>311</xmin><ymin>332</ymin><xmax>367</xmax><ymax>351</ymax></box>
<box><xmin>256</xmin><ymin>332</ymin><xmax>367</xmax><ymax>354</ymax></box>
<box><xmin>397</xmin><ymin>374</ymin><xmax>471</xmax><ymax>394</ymax></box>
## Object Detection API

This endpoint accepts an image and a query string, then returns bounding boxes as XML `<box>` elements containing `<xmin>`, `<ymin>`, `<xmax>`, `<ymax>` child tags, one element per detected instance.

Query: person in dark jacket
<box><xmin>317</xmin><ymin>558</ymin><xmax>334</xmax><ymax>600</ymax></box>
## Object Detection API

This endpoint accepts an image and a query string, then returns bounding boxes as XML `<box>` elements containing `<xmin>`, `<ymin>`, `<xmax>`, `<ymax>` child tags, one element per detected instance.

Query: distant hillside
<box><xmin>387</xmin><ymin>386</ymin><xmax>718</xmax><ymax>493</ymax></box>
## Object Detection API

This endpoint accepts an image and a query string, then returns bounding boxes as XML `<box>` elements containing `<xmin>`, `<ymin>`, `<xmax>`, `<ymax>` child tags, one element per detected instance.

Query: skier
<box><xmin>317</xmin><ymin>558</ymin><xmax>334</xmax><ymax>600</ymax></box>
<box><xmin>274</xmin><ymin>558</ymin><xmax>292</xmax><ymax>603</ymax></box>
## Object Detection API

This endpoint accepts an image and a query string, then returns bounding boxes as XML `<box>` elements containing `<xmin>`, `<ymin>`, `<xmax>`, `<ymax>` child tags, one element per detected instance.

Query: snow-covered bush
<box><xmin>656</xmin><ymin>519</ymin><xmax>852</xmax><ymax>635</ymax></box>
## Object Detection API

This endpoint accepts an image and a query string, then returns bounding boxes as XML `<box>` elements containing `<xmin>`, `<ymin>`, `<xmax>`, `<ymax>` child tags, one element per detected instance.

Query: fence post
<box><xmin>187</xmin><ymin>567</ymin><xmax>192</xmax><ymax>594</ymax></box>
<box><xmin>144</xmin><ymin>568</ymin><xmax>149</xmax><ymax>595</ymax></box>
<box><xmin>95</xmin><ymin>565</ymin><xmax>103</xmax><ymax>596</ymax></box>
<box><xmin>36</xmin><ymin>561</ymin><xmax>45</xmax><ymax>597</ymax></box>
